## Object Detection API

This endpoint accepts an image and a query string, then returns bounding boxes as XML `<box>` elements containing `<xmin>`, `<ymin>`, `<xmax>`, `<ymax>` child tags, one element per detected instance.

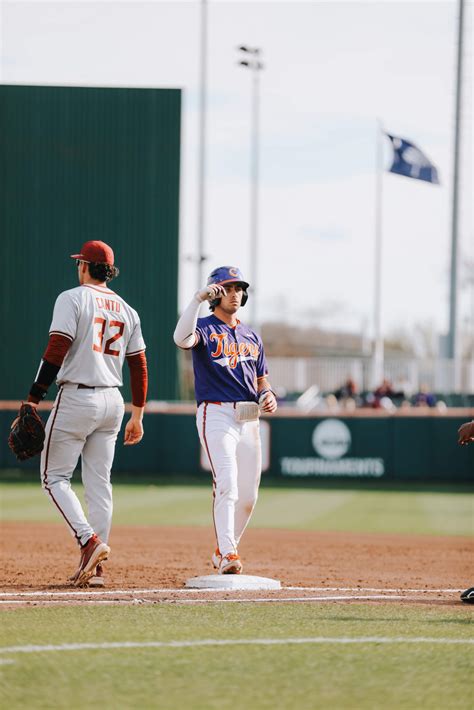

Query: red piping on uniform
<box><xmin>49</xmin><ymin>331</ymin><xmax>74</xmax><ymax>342</ymax></box>
<box><xmin>83</xmin><ymin>284</ymin><xmax>116</xmax><ymax>294</ymax></box>
<box><xmin>42</xmin><ymin>388</ymin><xmax>81</xmax><ymax>544</ymax></box>
<box><xmin>202</xmin><ymin>403</ymin><xmax>219</xmax><ymax>546</ymax></box>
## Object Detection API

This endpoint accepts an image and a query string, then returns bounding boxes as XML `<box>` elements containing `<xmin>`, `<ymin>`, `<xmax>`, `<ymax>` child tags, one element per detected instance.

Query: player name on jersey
<box><xmin>95</xmin><ymin>297</ymin><xmax>121</xmax><ymax>313</ymax></box>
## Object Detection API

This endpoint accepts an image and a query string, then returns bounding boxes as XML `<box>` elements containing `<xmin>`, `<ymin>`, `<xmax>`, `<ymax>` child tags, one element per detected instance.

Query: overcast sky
<box><xmin>1</xmin><ymin>0</ymin><xmax>472</xmax><ymax>340</ymax></box>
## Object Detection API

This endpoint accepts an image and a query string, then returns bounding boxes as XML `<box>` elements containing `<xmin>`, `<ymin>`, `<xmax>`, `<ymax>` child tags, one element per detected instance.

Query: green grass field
<box><xmin>1</xmin><ymin>482</ymin><xmax>473</xmax><ymax>709</ymax></box>
<box><xmin>1</xmin><ymin>482</ymin><xmax>473</xmax><ymax>536</ymax></box>
<box><xmin>1</xmin><ymin>604</ymin><xmax>473</xmax><ymax>709</ymax></box>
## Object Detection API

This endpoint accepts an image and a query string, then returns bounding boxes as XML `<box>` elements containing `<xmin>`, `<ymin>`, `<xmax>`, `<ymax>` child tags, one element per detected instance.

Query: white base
<box><xmin>185</xmin><ymin>574</ymin><xmax>281</xmax><ymax>591</ymax></box>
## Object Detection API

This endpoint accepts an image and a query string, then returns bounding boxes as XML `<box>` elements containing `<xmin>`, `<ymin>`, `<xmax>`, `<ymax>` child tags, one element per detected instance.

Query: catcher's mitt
<box><xmin>8</xmin><ymin>403</ymin><xmax>45</xmax><ymax>461</ymax></box>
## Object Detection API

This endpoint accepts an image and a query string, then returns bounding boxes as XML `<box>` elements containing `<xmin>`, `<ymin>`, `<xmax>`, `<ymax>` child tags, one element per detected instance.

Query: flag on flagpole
<box><xmin>386</xmin><ymin>134</ymin><xmax>440</xmax><ymax>184</ymax></box>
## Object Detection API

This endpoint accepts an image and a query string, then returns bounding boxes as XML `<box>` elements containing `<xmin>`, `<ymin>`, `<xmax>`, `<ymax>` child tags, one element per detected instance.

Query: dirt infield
<box><xmin>1</xmin><ymin>522</ymin><xmax>472</xmax><ymax>608</ymax></box>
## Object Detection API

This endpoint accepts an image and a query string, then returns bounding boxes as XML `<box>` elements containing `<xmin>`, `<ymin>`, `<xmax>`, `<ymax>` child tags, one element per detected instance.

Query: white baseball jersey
<box><xmin>50</xmin><ymin>284</ymin><xmax>146</xmax><ymax>387</ymax></box>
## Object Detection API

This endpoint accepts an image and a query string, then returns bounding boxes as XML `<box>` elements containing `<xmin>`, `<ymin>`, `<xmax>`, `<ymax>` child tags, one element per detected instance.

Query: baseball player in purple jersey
<box><xmin>174</xmin><ymin>266</ymin><xmax>277</xmax><ymax>574</ymax></box>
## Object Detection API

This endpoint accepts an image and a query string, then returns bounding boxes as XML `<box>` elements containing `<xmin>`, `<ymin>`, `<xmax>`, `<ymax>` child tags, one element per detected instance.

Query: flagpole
<box><xmin>447</xmin><ymin>0</ymin><xmax>465</xmax><ymax>391</ymax></box>
<box><xmin>372</xmin><ymin>119</ymin><xmax>384</xmax><ymax>388</ymax></box>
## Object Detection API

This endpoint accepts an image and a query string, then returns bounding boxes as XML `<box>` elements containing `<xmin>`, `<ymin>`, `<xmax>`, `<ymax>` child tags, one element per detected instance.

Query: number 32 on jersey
<box><xmin>93</xmin><ymin>317</ymin><xmax>124</xmax><ymax>357</ymax></box>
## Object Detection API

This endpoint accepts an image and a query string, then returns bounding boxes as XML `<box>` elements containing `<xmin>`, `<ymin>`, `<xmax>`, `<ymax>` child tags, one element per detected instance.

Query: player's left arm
<box><xmin>255</xmin><ymin>338</ymin><xmax>277</xmax><ymax>413</ymax></box>
<box><xmin>123</xmin><ymin>403</ymin><xmax>145</xmax><ymax>446</ymax></box>
<box><xmin>123</xmin><ymin>332</ymin><xmax>148</xmax><ymax>446</ymax></box>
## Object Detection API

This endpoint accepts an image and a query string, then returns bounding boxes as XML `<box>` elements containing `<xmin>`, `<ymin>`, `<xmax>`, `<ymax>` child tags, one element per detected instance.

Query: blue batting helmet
<box><xmin>207</xmin><ymin>266</ymin><xmax>249</xmax><ymax>308</ymax></box>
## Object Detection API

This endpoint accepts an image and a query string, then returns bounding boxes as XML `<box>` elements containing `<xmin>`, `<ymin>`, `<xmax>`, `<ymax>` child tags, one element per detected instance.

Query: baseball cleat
<box><xmin>87</xmin><ymin>563</ymin><xmax>105</xmax><ymax>588</ymax></box>
<box><xmin>71</xmin><ymin>562</ymin><xmax>105</xmax><ymax>587</ymax></box>
<box><xmin>211</xmin><ymin>548</ymin><xmax>221</xmax><ymax>570</ymax></box>
<box><xmin>218</xmin><ymin>553</ymin><xmax>243</xmax><ymax>575</ymax></box>
<box><xmin>460</xmin><ymin>587</ymin><xmax>474</xmax><ymax>604</ymax></box>
<box><xmin>73</xmin><ymin>534</ymin><xmax>110</xmax><ymax>587</ymax></box>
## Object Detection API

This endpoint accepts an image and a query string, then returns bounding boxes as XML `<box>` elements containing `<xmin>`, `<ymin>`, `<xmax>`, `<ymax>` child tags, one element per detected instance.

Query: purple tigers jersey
<box><xmin>191</xmin><ymin>315</ymin><xmax>268</xmax><ymax>404</ymax></box>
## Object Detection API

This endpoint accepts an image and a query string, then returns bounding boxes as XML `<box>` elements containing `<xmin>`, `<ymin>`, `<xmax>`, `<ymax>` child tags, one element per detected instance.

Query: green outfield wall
<box><xmin>0</xmin><ymin>84</ymin><xmax>181</xmax><ymax>401</ymax></box>
<box><xmin>1</xmin><ymin>409</ymin><xmax>472</xmax><ymax>484</ymax></box>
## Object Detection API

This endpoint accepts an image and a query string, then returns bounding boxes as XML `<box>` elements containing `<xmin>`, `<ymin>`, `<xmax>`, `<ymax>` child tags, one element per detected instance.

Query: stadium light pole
<box><xmin>238</xmin><ymin>46</ymin><xmax>264</xmax><ymax>329</ymax></box>
<box><xmin>196</xmin><ymin>0</ymin><xmax>208</xmax><ymax>291</ymax></box>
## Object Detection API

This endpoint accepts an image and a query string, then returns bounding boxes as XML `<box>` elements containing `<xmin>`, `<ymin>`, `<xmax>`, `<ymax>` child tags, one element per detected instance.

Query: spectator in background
<box><xmin>412</xmin><ymin>383</ymin><xmax>437</xmax><ymax>408</ymax></box>
<box><xmin>374</xmin><ymin>378</ymin><xmax>396</xmax><ymax>399</ymax></box>
<box><xmin>334</xmin><ymin>377</ymin><xmax>360</xmax><ymax>410</ymax></box>
<box><xmin>334</xmin><ymin>377</ymin><xmax>357</xmax><ymax>400</ymax></box>
<box><xmin>370</xmin><ymin>378</ymin><xmax>403</xmax><ymax>409</ymax></box>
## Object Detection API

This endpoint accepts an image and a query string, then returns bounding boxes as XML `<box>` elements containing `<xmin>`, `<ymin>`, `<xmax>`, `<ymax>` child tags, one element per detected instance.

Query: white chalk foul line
<box><xmin>2</xmin><ymin>593</ymin><xmax>467</xmax><ymax>607</ymax></box>
<box><xmin>144</xmin><ymin>595</ymin><xmax>408</xmax><ymax>604</ymax></box>
<box><xmin>0</xmin><ymin>600</ymin><xmax>134</xmax><ymax>606</ymax></box>
<box><xmin>285</xmin><ymin>587</ymin><xmax>463</xmax><ymax>594</ymax></box>
<box><xmin>1</xmin><ymin>637</ymin><xmax>473</xmax><ymax>656</ymax></box>
<box><xmin>1</xmin><ymin>595</ymin><xmax>406</xmax><ymax>606</ymax></box>
<box><xmin>0</xmin><ymin>586</ymin><xmax>463</xmax><ymax>598</ymax></box>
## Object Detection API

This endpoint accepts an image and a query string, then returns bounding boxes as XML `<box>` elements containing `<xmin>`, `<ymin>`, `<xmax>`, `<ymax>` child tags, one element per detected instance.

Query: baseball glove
<box><xmin>8</xmin><ymin>403</ymin><xmax>46</xmax><ymax>461</ymax></box>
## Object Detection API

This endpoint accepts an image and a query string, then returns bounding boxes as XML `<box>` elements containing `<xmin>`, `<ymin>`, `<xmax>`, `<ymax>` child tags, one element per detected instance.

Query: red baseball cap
<box><xmin>70</xmin><ymin>240</ymin><xmax>115</xmax><ymax>265</ymax></box>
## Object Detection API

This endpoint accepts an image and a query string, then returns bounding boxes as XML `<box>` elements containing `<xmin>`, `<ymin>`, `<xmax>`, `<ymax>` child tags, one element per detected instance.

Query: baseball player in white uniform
<box><xmin>174</xmin><ymin>266</ymin><xmax>277</xmax><ymax>574</ymax></box>
<box><xmin>24</xmin><ymin>240</ymin><xmax>148</xmax><ymax>586</ymax></box>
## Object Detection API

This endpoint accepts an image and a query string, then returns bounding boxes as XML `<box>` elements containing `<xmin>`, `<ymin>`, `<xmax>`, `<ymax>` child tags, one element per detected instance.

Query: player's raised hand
<box><xmin>124</xmin><ymin>416</ymin><xmax>144</xmax><ymax>445</ymax></box>
<box><xmin>196</xmin><ymin>284</ymin><xmax>227</xmax><ymax>303</ymax></box>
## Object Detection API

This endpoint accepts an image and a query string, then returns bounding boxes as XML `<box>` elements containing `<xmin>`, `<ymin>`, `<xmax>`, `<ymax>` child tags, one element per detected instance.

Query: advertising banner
<box><xmin>272</xmin><ymin>417</ymin><xmax>388</xmax><ymax>478</ymax></box>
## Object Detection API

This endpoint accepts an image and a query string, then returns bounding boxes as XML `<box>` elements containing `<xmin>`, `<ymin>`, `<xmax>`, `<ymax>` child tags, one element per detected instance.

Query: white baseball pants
<box><xmin>40</xmin><ymin>384</ymin><xmax>125</xmax><ymax>546</ymax></box>
<box><xmin>196</xmin><ymin>402</ymin><xmax>262</xmax><ymax>557</ymax></box>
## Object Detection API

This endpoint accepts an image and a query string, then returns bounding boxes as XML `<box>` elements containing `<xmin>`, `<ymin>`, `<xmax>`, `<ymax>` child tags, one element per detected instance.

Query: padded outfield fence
<box><xmin>1</xmin><ymin>404</ymin><xmax>472</xmax><ymax>484</ymax></box>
